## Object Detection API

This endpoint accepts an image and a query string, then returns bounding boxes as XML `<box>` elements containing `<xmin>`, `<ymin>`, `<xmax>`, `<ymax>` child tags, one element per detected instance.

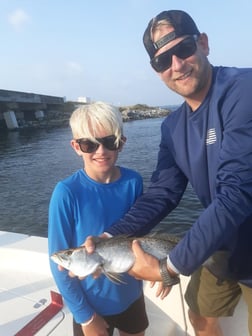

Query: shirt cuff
<box><xmin>81</xmin><ymin>313</ymin><xmax>96</xmax><ymax>326</ymax></box>
<box><xmin>103</xmin><ymin>232</ymin><xmax>113</xmax><ymax>238</ymax></box>
<box><xmin>167</xmin><ymin>255</ymin><xmax>180</xmax><ymax>274</ymax></box>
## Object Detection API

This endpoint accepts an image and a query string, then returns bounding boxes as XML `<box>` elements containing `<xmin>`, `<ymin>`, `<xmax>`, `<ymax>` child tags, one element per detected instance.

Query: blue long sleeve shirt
<box><xmin>107</xmin><ymin>66</ymin><xmax>252</xmax><ymax>286</ymax></box>
<box><xmin>48</xmin><ymin>167</ymin><xmax>143</xmax><ymax>323</ymax></box>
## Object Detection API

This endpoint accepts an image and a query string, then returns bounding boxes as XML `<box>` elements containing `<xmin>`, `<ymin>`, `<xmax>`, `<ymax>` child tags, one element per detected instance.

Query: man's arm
<box><xmin>107</xmin><ymin>165</ymin><xmax>188</xmax><ymax>236</ymax></box>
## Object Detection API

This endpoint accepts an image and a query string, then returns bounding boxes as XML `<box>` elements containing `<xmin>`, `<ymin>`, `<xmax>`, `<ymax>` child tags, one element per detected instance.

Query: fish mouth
<box><xmin>51</xmin><ymin>252</ymin><xmax>69</xmax><ymax>264</ymax></box>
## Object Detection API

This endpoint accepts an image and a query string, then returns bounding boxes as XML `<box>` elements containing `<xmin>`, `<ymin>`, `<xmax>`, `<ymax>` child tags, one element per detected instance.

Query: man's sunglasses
<box><xmin>150</xmin><ymin>35</ymin><xmax>198</xmax><ymax>73</ymax></box>
<box><xmin>76</xmin><ymin>135</ymin><xmax>124</xmax><ymax>153</ymax></box>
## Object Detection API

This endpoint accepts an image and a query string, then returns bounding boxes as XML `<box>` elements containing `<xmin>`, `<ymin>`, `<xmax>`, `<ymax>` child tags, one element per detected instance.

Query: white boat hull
<box><xmin>0</xmin><ymin>231</ymin><xmax>248</xmax><ymax>336</ymax></box>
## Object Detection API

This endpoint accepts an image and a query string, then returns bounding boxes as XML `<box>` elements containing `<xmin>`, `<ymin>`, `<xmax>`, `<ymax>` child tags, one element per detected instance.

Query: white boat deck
<box><xmin>0</xmin><ymin>231</ymin><xmax>248</xmax><ymax>336</ymax></box>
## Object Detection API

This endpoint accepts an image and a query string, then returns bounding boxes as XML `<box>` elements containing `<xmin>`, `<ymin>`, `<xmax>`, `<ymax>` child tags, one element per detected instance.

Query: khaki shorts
<box><xmin>185</xmin><ymin>265</ymin><xmax>252</xmax><ymax>318</ymax></box>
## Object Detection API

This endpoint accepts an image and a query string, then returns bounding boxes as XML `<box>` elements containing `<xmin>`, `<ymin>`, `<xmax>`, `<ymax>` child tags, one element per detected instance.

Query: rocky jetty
<box><xmin>119</xmin><ymin>104</ymin><xmax>171</xmax><ymax>121</ymax></box>
<box><xmin>37</xmin><ymin>103</ymin><xmax>172</xmax><ymax>128</ymax></box>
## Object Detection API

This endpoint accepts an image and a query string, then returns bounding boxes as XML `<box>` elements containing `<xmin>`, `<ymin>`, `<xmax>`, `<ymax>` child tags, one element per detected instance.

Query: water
<box><xmin>0</xmin><ymin>118</ymin><xmax>203</xmax><ymax>237</ymax></box>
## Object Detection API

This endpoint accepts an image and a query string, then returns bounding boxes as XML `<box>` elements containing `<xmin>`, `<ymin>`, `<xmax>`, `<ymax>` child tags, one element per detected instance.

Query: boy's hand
<box><xmin>84</xmin><ymin>233</ymin><xmax>110</xmax><ymax>253</ymax></box>
<box><xmin>57</xmin><ymin>233</ymin><xmax>110</xmax><ymax>278</ymax></box>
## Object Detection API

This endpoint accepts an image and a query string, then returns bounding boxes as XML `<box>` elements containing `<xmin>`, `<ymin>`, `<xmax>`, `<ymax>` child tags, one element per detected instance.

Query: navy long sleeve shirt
<box><xmin>107</xmin><ymin>66</ymin><xmax>252</xmax><ymax>286</ymax></box>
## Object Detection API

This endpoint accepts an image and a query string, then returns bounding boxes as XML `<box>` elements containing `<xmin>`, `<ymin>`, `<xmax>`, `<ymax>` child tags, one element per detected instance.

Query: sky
<box><xmin>1</xmin><ymin>0</ymin><xmax>252</xmax><ymax>107</ymax></box>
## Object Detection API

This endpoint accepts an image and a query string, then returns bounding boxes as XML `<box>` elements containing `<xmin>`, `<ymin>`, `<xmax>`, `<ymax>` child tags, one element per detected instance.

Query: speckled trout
<box><xmin>51</xmin><ymin>233</ymin><xmax>180</xmax><ymax>283</ymax></box>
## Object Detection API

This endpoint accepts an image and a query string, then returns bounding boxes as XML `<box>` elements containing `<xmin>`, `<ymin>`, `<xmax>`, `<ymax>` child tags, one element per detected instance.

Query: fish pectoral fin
<box><xmin>104</xmin><ymin>271</ymin><xmax>127</xmax><ymax>285</ymax></box>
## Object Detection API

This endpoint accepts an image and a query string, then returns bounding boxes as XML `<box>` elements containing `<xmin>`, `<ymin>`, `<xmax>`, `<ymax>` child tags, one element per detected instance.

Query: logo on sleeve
<box><xmin>206</xmin><ymin>128</ymin><xmax>217</xmax><ymax>145</ymax></box>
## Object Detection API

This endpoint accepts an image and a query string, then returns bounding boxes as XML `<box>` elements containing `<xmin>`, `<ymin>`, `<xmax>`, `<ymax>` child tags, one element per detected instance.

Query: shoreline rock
<box><xmin>120</xmin><ymin>106</ymin><xmax>171</xmax><ymax>121</ymax></box>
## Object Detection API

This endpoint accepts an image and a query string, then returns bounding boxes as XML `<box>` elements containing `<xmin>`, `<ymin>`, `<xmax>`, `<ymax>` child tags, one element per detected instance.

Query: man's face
<box><xmin>152</xmin><ymin>25</ymin><xmax>211</xmax><ymax>106</ymax></box>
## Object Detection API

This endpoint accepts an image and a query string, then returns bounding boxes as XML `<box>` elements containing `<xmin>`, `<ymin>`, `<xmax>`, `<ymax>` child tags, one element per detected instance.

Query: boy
<box><xmin>48</xmin><ymin>102</ymin><xmax>148</xmax><ymax>336</ymax></box>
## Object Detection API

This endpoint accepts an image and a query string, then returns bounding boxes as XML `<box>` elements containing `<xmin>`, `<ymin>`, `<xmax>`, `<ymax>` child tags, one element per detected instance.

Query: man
<box><xmin>85</xmin><ymin>10</ymin><xmax>252</xmax><ymax>336</ymax></box>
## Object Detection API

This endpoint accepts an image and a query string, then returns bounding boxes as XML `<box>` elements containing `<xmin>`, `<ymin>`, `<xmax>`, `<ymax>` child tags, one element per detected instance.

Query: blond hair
<box><xmin>69</xmin><ymin>101</ymin><xmax>123</xmax><ymax>146</ymax></box>
<box><xmin>150</xmin><ymin>19</ymin><xmax>173</xmax><ymax>42</ymax></box>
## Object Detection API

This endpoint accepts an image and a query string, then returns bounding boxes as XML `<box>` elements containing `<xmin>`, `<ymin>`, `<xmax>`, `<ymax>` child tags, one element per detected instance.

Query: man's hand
<box><xmin>149</xmin><ymin>281</ymin><xmax>172</xmax><ymax>300</ymax></box>
<box><xmin>129</xmin><ymin>240</ymin><xmax>174</xmax><ymax>300</ymax></box>
<box><xmin>128</xmin><ymin>240</ymin><xmax>161</xmax><ymax>281</ymax></box>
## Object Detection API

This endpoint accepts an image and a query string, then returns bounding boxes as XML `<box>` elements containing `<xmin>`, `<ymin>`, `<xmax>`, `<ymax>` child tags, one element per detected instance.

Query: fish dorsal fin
<box><xmin>93</xmin><ymin>235</ymin><xmax>132</xmax><ymax>246</ymax></box>
<box><xmin>143</xmin><ymin>231</ymin><xmax>181</xmax><ymax>244</ymax></box>
<box><xmin>92</xmin><ymin>236</ymin><xmax>104</xmax><ymax>245</ymax></box>
<box><xmin>110</xmin><ymin>234</ymin><xmax>132</xmax><ymax>239</ymax></box>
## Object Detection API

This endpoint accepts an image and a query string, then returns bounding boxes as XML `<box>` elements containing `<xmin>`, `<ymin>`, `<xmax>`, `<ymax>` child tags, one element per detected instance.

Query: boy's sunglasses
<box><xmin>150</xmin><ymin>35</ymin><xmax>198</xmax><ymax>73</ymax></box>
<box><xmin>76</xmin><ymin>135</ymin><xmax>123</xmax><ymax>153</ymax></box>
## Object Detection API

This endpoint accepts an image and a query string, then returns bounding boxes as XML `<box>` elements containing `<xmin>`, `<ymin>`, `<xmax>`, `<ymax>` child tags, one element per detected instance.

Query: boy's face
<box><xmin>71</xmin><ymin>128</ymin><xmax>124</xmax><ymax>183</ymax></box>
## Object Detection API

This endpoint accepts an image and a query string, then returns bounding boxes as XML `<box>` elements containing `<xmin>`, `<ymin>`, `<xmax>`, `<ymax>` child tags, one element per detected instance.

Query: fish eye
<box><xmin>59</xmin><ymin>253</ymin><xmax>71</xmax><ymax>261</ymax></box>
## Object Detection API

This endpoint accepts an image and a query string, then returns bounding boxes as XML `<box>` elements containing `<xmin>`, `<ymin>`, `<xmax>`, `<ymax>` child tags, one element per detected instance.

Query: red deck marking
<box><xmin>15</xmin><ymin>291</ymin><xmax>63</xmax><ymax>336</ymax></box>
